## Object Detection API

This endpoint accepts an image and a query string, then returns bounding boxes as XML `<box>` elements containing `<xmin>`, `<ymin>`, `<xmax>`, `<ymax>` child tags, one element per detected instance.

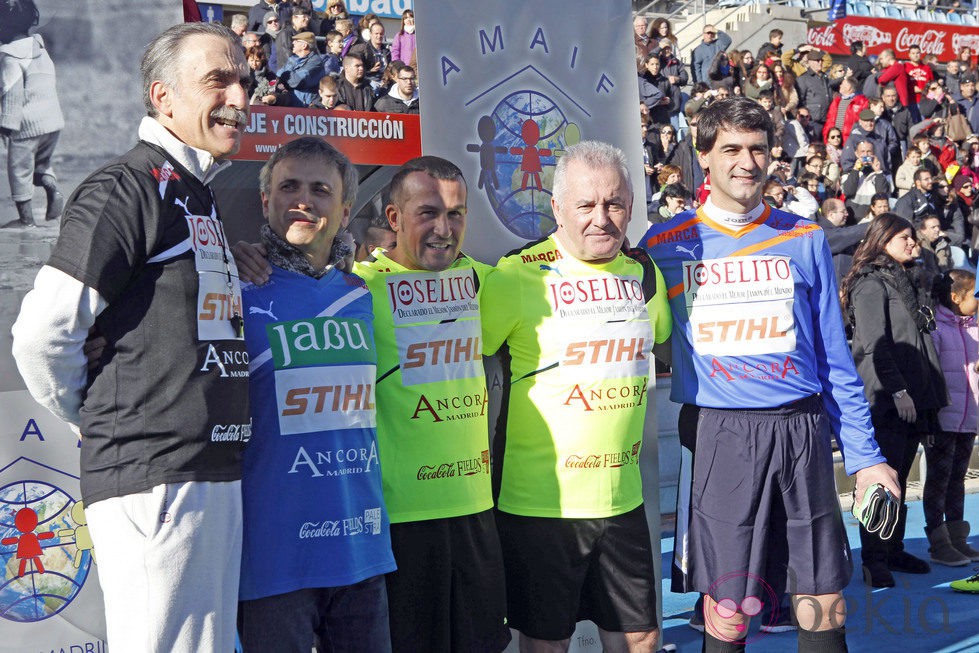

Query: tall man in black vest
<box><xmin>12</xmin><ymin>22</ymin><xmax>252</xmax><ymax>652</ymax></box>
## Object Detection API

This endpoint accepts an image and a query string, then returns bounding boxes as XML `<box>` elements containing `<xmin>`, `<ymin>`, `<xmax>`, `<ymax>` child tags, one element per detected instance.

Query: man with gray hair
<box><xmin>12</xmin><ymin>22</ymin><xmax>251</xmax><ymax>652</ymax></box>
<box><xmin>482</xmin><ymin>141</ymin><xmax>672</xmax><ymax>652</ymax></box>
<box><xmin>230</xmin><ymin>12</ymin><xmax>248</xmax><ymax>37</ymax></box>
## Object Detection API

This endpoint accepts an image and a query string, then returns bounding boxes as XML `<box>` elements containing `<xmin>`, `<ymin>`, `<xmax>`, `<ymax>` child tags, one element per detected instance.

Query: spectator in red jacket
<box><xmin>878</xmin><ymin>49</ymin><xmax>913</xmax><ymax>109</ymax></box>
<box><xmin>824</xmin><ymin>76</ymin><xmax>868</xmax><ymax>142</ymax></box>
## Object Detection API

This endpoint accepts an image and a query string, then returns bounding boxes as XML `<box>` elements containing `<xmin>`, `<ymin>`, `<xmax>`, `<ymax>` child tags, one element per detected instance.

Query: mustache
<box><xmin>211</xmin><ymin>107</ymin><xmax>248</xmax><ymax>126</ymax></box>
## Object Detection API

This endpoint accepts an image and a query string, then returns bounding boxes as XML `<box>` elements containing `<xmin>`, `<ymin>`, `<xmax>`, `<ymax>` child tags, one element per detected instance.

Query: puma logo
<box><xmin>249</xmin><ymin>301</ymin><xmax>277</xmax><ymax>320</ymax></box>
<box><xmin>174</xmin><ymin>195</ymin><xmax>193</xmax><ymax>217</ymax></box>
<box><xmin>675</xmin><ymin>243</ymin><xmax>702</xmax><ymax>258</ymax></box>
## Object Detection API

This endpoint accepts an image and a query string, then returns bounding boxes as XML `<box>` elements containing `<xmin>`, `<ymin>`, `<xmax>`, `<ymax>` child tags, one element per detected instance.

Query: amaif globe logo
<box><xmin>468</xmin><ymin>89</ymin><xmax>580</xmax><ymax>240</ymax></box>
<box><xmin>0</xmin><ymin>480</ymin><xmax>92</xmax><ymax>622</ymax></box>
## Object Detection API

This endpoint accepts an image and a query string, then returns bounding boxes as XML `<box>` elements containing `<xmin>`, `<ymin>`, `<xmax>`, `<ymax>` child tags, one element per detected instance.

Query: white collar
<box><xmin>702</xmin><ymin>196</ymin><xmax>766</xmax><ymax>227</ymax></box>
<box><xmin>137</xmin><ymin>117</ymin><xmax>231</xmax><ymax>185</ymax></box>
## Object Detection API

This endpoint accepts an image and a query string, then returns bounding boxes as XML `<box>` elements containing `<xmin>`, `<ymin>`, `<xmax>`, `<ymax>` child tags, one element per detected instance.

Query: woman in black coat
<box><xmin>841</xmin><ymin>214</ymin><xmax>948</xmax><ymax>588</ymax></box>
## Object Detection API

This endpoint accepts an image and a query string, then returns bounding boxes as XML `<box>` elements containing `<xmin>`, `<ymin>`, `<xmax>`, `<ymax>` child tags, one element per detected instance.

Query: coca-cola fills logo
<box><xmin>841</xmin><ymin>24</ymin><xmax>891</xmax><ymax>48</ymax></box>
<box><xmin>953</xmin><ymin>33</ymin><xmax>979</xmax><ymax>52</ymax></box>
<box><xmin>896</xmin><ymin>27</ymin><xmax>946</xmax><ymax>56</ymax></box>
<box><xmin>808</xmin><ymin>26</ymin><xmax>836</xmax><ymax>48</ymax></box>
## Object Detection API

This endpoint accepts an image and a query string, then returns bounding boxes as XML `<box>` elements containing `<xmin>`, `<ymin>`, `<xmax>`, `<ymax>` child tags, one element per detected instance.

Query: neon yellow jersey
<box><xmin>482</xmin><ymin>235</ymin><xmax>672</xmax><ymax>518</ymax></box>
<box><xmin>354</xmin><ymin>251</ymin><xmax>494</xmax><ymax>523</ymax></box>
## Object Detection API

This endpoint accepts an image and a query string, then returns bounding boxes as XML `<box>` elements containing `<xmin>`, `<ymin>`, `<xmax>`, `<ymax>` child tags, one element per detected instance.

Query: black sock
<box><xmin>703</xmin><ymin>632</ymin><xmax>746</xmax><ymax>653</ymax></box>
<box><xmin>797</xmin><ymin>626</ymin><xmax>847</xmax><ymax>653</ymax></box>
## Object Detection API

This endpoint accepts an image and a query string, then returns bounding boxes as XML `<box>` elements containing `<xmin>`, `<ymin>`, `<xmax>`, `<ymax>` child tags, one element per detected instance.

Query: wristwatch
<box><xmin>893</xmin><ymin>389</ymin><xmax>909</xmax><ymax>399</ymax></box>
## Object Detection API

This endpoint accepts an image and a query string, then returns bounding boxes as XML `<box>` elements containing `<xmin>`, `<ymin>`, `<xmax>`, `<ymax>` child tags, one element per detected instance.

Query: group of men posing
<box><xmin>13</xmin><ymin>22</ymin><xmax>899</xmax><ymax>653</ymax></box>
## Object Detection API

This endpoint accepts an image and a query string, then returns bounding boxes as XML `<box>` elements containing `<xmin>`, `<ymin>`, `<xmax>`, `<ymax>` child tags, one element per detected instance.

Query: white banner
<box><xmin>414</xmin><ymin>3</ymin><xmax>662</xmax><ymax>651</ymax></box>
<box><xmin>414</xmin><ymin>0</ymin><xmax>645</xmax><ymax>266</ymax></box>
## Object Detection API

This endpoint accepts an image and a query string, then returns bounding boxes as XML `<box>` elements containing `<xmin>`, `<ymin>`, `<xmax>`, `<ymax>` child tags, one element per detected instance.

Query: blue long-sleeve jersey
<box><xmin>643</xmin><ymin>205</ymin><xmax>886</xmax><ymax>475</ymax></box>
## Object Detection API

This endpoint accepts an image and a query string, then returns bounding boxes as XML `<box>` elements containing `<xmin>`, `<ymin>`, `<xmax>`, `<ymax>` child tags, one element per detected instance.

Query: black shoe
<box><xmin>888</xmin><ymin>550</ymin><xmax>931</xmax><ymax>574</ymax></box>
<box><xmin>863</xmin><ymin>560</ymin><xmax>895</xmax><ymax>587</ymax></box>
<box><xmin>45</xmin><ymin>190</ymin><xmax>64</xmax><ymax>221</ymax></box>
<box><xmin>1</xmin><ymin>217</ymin><xmax>35</xmax><ymax>228</ymax></box>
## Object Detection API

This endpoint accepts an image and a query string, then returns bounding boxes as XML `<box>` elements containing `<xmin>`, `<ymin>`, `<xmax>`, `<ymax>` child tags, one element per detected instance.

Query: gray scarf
<box><xmin>260</xmin><ymin>224</ymin><xmax>354</xmax><ymax>278</ymax></box>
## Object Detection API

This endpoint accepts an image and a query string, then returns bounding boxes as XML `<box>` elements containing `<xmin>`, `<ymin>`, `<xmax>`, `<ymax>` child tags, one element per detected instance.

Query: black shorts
<box><xmin>385</xmin><ymin>509</ymin><xmax>510</xmax><ymax>653</ymax></box>
<box><xmin>688</xmin><ymin>395</ymin><xmax>853</xmax><ymax>604</ymax></box>
<box><xmin>496</xmin><ymin>504</ymin><xmax>658</xmax><ymax>641</ymax></box>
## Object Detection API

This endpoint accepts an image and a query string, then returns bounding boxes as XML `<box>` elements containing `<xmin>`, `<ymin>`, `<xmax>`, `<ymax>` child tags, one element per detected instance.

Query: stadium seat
<box><xmin>885</xmin><ymin>5</ymin><xmax>902</xmax><ymax>17</ymax></box>
<box><xmin>855</xmin><ymin>2</ymin><xmax>872</xmax><ymax>15</ymax></box>
<box><xmin>949</xmin><ymin>11</ymin><xmax>963</xmax><ymax>23</ymax></box>
<box><xmin>963</xmin><ymin>13</ymin><xmax>979</xmax><ymax>25</ymax></box>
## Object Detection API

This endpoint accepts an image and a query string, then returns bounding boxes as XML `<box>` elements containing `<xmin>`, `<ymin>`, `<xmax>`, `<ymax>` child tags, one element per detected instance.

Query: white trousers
<box><xmin>86</xmin><ymin>481</ymin><xmax>242</xmax><ymax>653</ymax></box>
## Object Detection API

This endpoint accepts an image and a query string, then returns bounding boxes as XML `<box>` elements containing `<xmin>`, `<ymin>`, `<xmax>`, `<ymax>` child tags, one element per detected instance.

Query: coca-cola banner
<box><xmin>808</xmin><ymin>17</ymin><xmax>979</xmax><ymax>62</ymax></box>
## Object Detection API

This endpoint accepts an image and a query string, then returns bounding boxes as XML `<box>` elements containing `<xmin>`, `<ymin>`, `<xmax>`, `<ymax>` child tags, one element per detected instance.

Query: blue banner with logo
<box><xmin>828</xmin><ymin>0</ymin><xmax>847</xmax><ymax>22</ymax></box>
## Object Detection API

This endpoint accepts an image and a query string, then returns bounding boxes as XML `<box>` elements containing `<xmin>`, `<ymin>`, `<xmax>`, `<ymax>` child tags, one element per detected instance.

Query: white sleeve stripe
<box><xmin>147</xmin><ymin>238</ymin><xmax>192</xmax><ymax>264</ymax></box>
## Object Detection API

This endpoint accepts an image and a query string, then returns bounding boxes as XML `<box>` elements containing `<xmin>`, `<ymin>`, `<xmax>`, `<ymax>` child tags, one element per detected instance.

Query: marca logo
<box><xmin>199</xmin><ymin>291</ymin><xmax>243</xmax><ymax>322</ymax></box>
<box><xmin>564</xmin><ymin>338</ymin><xmax>645</xmax><ymax>366</ymax></box>
<box><xmin>405</xmin><ymin>336</ymin><xmax>482</xmax><ymax>369</ymax></box>
<box><xmin>289</xmin><ymin>442</ymin><xmax>379</xmax><ymax>477</ymax></box>
<box><xmin>411</xmin><ymin>390</ymin><xmax>488</xmax><ymax>422</ymax></box>
<box><xmin>708</xmin><ymin>356</ymin><xmax>800</xmax><ymax>382</ymax></box>
<box><xmin>647</xmin><ymin>226</ymin><xmax>699</xmax><ymax>248</ymax></box>
<box><xmin>564</xmin><ymin>441</ymin><xmax>641</xmax><ymax>469</ymax></box>
<box><xmin>896</xmin><ymin>27</ymin><xmax>946</xmax><ymax>56</ymax></box>
<box><xmin>199</xmin><ymin>343</ymin><xmax>249</xmax><ymax>378</ymax></box>
<box><xmin>211</xmin><ymin>422</ymin><xmax>251</xmax><ymax>443</ymax></box>
<box><xmin>521</xmin><ymin>249</ymin><xmax>563</xmax><ymax>264</ymax></box>
<box><xmin>268</xmin><ymin>317</ymin><xmax>372</xmax><ymax>368</ymax></box>
<box><xmin>563</xmin><ymin>379</ymin><xmax>648</xmax><ymax>412</ymax></box>
<box><xmin>417</xmin><ymin>450</ymin><xmax>489</xmax><ymax>480</ymax></box>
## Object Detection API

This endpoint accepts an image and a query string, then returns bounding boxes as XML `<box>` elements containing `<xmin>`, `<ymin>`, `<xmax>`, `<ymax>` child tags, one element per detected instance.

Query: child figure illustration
<box><xmin>57</xmin><ymin>501</ymin><xmax>96</xmax><ymax>568</ymax></box>
<box><xmin>509</xmin><ymin>119</ymin><xmax>552</xmax><ymax>191</ymax></box>
<box><xmin>2</xmin><ymin>507</ymin><xmax>54</xmax><ymax>576</ymax></box>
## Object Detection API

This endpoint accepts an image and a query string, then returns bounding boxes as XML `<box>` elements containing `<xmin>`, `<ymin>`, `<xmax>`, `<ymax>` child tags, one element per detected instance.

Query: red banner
<box><xmin>808</xmin><ymin>17</ymin><xmax>979</xmax><ymax>62</ymax></box>
<box><xmin>233</xmin><ymin>106</ymin><xmax>421</xmax><ymax>164</ymax></box>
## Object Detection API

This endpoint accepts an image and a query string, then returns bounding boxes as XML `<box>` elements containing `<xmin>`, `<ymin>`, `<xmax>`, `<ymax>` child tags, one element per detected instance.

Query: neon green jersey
<box><xmin>354</xmin><ymin>251</ymin><xmax>494</xmax><ymax>523</ymax></box>
<box><xmin>482</xmin><ymin>236</ymin><xmax>671</xmax><ymax>518</ymax></box>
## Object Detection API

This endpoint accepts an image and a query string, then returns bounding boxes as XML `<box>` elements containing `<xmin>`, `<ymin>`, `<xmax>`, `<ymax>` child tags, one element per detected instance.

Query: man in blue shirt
<box><xmin>238</xmin><ymin>136</ymin><xmax>395</xmax><ymax>652</ymax></box>
<box><xmin>644</xmin><ymin>97</ymin><xmax>899</xmax><ymax>653</ymax></box>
